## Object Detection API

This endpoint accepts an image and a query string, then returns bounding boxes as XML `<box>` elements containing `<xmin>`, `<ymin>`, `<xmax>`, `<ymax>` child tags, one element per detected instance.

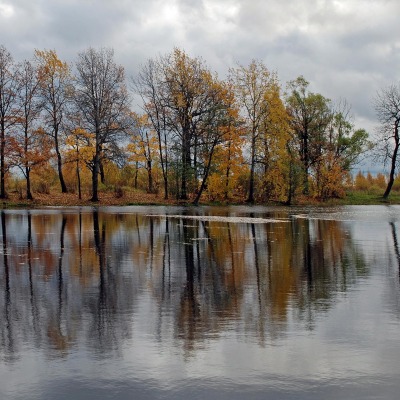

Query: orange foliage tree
<box><xmin>9</xmin><ymin>60</ymin><xmax>52</xmax><ymax>199</ymax></box>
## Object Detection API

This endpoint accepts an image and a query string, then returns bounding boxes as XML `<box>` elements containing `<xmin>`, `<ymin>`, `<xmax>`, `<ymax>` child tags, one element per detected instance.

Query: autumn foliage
<box><xmin>0</xmin><ymin>45</ymin><xmax>372</xmax><ymax>204</ymax></box>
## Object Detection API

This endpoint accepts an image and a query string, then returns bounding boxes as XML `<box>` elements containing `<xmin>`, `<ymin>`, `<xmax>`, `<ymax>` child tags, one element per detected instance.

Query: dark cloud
<box><xmin>1</xmin><ymin>0</ymin><xmax>399</xmax><ymax>131</ymax></box>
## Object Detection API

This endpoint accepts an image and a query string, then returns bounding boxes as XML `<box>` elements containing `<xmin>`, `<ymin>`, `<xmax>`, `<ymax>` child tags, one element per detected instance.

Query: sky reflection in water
<box><xmin>0</xmin><ymin>205</ymin><xmax>400</xmax><ymax>399</ymax></box>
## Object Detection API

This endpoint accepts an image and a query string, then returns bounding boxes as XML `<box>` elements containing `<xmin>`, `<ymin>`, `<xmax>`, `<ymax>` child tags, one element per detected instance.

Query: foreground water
<box><xmin>0</xmin><ymin>205</ymin><xmax>399</xmax><ymax>399</ymax></box>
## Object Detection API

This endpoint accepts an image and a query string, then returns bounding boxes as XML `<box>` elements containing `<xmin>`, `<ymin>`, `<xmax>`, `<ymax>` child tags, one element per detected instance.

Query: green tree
<box><xmin>286</xmin><ymin>76</ymin><xmax>331</xmax><ymax>195</ymax></box>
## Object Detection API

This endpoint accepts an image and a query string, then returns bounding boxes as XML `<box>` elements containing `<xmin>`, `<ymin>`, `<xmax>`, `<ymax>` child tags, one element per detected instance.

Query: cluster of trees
<box><xmin>0</xmin><ymin>44</ymin><xmax>372</xmax><ymax>203</ymax></box>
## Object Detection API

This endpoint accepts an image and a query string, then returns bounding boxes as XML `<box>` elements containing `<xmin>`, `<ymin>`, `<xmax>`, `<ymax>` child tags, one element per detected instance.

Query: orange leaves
<box><xmin>8</xmin><ymin>127</ymin><xmax>52</xmax><ymax>173</ymax></box>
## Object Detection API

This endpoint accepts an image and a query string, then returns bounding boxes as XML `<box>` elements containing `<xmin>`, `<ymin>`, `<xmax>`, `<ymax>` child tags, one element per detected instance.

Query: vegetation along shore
<box><xmin>1</xmin><ymin>45</ymin><xmax>400</xmax><ymax>207</ymax></box>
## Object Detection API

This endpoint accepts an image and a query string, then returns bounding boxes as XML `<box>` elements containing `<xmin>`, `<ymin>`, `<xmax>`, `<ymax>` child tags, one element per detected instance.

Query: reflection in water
<box><xmin>1</xmin><ymin>206</ymin><xmax>400</xmax><ymax>399</ymax></box>
<box><xmin>390</xmin><ymin>222</ymin><xmax>400</xmax><ymax>282</ymax></box>
<box><xmin>0</xmin><ymin>209</ymin><xmax>373</xmax><ymax>359</ymax></box>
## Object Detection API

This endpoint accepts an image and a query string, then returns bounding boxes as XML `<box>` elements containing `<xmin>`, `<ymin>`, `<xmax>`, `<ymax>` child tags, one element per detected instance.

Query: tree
<box><xmin>64</xmin><ymin>127</ymin><xmax>94</xmax><ymax>199</ymax></box>
<box><xmin>316</xmin><ymin>102</ymin><xmax>370</xmax><ymax>199</ymax></box>
<box><xmin>35</xmin><ymin>49</ymin><xmax>72</xmax><ymax>193</ymax></box>
<box><xmin>74</xmin><ymin>47</ymin><xmax>130</xmax><ymax>201</ymax></box>
<box><xmin>191</xmin><ymin>78</ymin><xmax>236</xmax><ymax>204</ymax></box>
<box><xmin>136</xmin><ymin>48</ymin><xmax>231</xmax><ymax>202</ymax></box>
<box><xmin>257</xmin><ymin>80</ymin><xmax>291</xmax><ymax>202</ymax></box>
<box><xmin>205</xmin><ymin>82</ymin><xmax>246</xmax><ymax>201</ymax></box>
<box><xmin>0</xmin><ymin>45</ymin><xmax>20</xmax><ymax>198</ymax></box>
<box><xmin>162</xmin><ymin>48</ymin><xmax>225</xmax><ymax>200</ymax></box>
<box><xmin>230</xmin><ymin>60</ymin><xmax>276</xmax><ymax>203</ymax></box>
<box><xmin>134</xmin><ymin>59</ymin><xmax>170</xmax><ymax>199</ymax></box>
<box><xmin>286</xmin><ymin>76</ymin><xmax>331</xmax><ymax>195</ymax></box>
<box><xmin>127</xmin><ymin>113</ymin><xmax>158</xmax><ymax>193</ymax></box>
<box><xmin>9</xmin><ymin>60</ymin><xmax>50</xmax><ymax>199</ymax></box>
<box><xmin>374</xmin><ymin>83</ymin><xmax>400</xmax><ymax>198</ymax></box>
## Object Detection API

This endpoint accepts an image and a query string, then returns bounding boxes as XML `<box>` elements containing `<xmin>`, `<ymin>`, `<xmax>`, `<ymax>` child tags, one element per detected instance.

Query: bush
<box><xmin>114</xmin><ymin>185</ymin><xmax>124</xmax><ymax>198</ymax></box>
<box><xmin>34</xmin><ymin>180</ymin><xmax>50</xmax><ymax>194</ymax></box>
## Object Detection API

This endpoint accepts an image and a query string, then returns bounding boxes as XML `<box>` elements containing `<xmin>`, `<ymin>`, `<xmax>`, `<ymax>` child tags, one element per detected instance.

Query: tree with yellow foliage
<box><xmin>257</xmin><ymin>80</ymin><xmax>291</xmax><ymax>202</ymax></box>
<box><xmin>35</xmin><ymin>49</ymin><xmax>72</xmax><ymax>193</ymax></box>
<box><xmin>205</xmin><ymin>82</ymin><xmax>246</xmax><ymax>201</ymax></box>
<box><xmin>64</xmin><ymin>127</ymin><xmax>94</xmax><ymax>199</ymax></box>
<box><xmin>127</xmin><ymin>113</ymin><xmax>159</xmax><ymax>193</ymax></box>
<box><xmin>230</xmin><ymin>60</ymin><xmax>277</xmax><ymax>203</ymax></box>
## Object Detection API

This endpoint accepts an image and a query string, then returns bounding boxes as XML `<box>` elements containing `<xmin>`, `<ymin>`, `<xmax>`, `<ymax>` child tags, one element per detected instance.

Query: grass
<box><xmin>333</xmin><ymin>191</ymin><xmax>400</xmax><ymax>205</ymax></box>
<box><xmin>2</xmin><ymin>187</ymin><xmax>400</xmax><ymax>209</ymax></box>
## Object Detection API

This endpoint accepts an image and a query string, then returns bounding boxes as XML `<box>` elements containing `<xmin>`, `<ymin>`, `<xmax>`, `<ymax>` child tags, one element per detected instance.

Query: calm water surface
<box><xmin>0</xmin><ymin>205</ymin><xmax>399</xmax><ymax>399</ymax></box>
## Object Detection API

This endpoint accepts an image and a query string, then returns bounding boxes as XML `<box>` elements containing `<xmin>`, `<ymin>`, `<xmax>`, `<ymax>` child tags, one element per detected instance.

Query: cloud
<box><xmin>0</xmin><ymin>0</ymin><xmax>399</xmax><ymax>133</ymax></box>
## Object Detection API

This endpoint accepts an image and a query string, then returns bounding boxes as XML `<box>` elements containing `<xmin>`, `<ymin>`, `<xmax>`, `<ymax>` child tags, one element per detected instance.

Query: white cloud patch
<box><xmin>0</xmin><ymin>1</ymin><xmax>14</xmax><ymax>18</ymax></box>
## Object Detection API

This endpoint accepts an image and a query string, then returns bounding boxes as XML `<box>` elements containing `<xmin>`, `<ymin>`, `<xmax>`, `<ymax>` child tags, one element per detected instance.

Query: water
<box><xmin>0</xmin><ymin>205</ymin><xmax>399</xmax><ymax>399</ymax></box>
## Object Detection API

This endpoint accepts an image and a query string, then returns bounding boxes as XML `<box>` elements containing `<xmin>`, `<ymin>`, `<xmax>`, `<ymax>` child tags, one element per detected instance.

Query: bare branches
<box><xmin>374</xmin><ymin>83</ymin><xmax>400</xmax><ymax>198</ymax></box>
<box><xmin>74</xmin><ymin>47</ymin><xmax>130</xmax><ymax>201</ymax></box>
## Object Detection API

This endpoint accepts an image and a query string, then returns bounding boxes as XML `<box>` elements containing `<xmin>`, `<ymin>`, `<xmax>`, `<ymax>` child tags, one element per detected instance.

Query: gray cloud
<box><xmin>1</xmin><ymin>0</ymin><xmax>399</xmax><ymax>133</ymax></box>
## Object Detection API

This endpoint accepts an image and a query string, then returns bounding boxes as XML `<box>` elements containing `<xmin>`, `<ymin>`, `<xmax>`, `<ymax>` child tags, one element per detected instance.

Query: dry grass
<box><xmin>1</xmin><ymin>189</ymin><xmax>178</xmax><ymax>208</ymax></box>
<box><xmin>3</xmin><ymin>187</ymin><xmax>400</xmax><ymax>208</ymax></box>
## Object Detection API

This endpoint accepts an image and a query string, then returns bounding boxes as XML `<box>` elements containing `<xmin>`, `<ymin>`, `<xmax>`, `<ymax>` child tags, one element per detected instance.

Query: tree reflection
<box><xmin>390</xmin><ymin>222</ymin><xmax>400</xmax><ymax>282</ymax></box>
<box><xmin>0</xmin><ymin>208</ymin><xmax>374</xmax><ymax>361</ymax></box>
<box><xmin>1</xmin><ymin>211</ymin><xmax>16</xmax><ymax>362</ymax></box>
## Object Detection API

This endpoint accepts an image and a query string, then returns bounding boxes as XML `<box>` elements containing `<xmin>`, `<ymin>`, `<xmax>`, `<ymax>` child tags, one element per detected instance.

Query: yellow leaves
<box><xmin>63</xmin><ymin>127</ymin><xmax>95</xmax><ymax>192</ymax></box>
<box><xmin>315</xmin><ymin>152</ymin><xmax>347</xmax><ymax>199</ymax></box>
<box><xmin>35</xmin><ymin>49</ymin><xmax>70</xmax><ymax>80</ymax></box>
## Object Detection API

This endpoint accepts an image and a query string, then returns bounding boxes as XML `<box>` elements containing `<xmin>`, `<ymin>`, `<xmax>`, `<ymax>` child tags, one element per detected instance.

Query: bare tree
<box><xmin>0</xmin><ymin>46</ymin><xmax>20</xmax><ymax>198</ymax></box>
<box><xmin>374</xmin><ymin>84</ymin><xmax>400</xmax><ymax>198</ymax></box>
<box><xmin>74</xmin><ymin>47</ymin><xmax>130</xmax><ymax>201</ymax></box>
<box><xmin>134</xmin><ymin>59</ymin><xmax>170</xmax><ymax>199</ymax></box>
<box><xmin>12</xmin><ymin>60</ymin><xmax>44</xmax><ymax>199</ymax></box>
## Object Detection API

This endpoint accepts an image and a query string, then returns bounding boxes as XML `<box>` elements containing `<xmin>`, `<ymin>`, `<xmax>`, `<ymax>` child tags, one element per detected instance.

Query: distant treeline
<box><xmin>0</xmin><ymin>45</ymin><xmax>372</xmax><ymax>203</ymax></box>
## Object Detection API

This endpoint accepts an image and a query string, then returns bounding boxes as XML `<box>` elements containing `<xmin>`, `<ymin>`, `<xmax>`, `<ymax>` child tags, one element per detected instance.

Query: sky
<box><xmin>1</xmin><ymin>0</ymin><xmax>399</xmax><ymax>169</ymax></box>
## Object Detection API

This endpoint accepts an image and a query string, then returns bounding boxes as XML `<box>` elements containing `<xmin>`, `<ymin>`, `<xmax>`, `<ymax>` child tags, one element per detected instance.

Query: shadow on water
<box><xmin>0</xmin><ymin>206</ymin><xmax>383</xmax><ymax>361</ymax></box>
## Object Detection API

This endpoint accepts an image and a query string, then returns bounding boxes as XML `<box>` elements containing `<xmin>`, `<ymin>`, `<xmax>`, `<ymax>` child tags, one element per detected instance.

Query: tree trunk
<box><xmin>26</xmin><ymin>167</ymin><xmax>33</xmax><ymax>200</ymax></box>
<box><xmin>180</xmin><ymin>132</ymin><xmax>190</xmax><ymax>200</ymax></box>
<box><xmin>55</xmin><ymin>138</ymin><xmax>67</xmax><ymax>193</ymax></box>
<box><xmin>99</xmin><ymin>161</ymin><xmax>105</xmax><ymax>184</ymax></box>
<box><xmin>91</xmin><ymin>151</ymin><xmax>99</xmax><ymax>202</ymax></box>
<box><xmin>224</xmin><ymin>141</ymin><xmax>232</xmax><ymax>200</ymax></box>
<box><xmin>247</xmin><ymin>131</ymin><xmax>256</xmax><ymax>203</ymax></box>
<box><xmin>147</xmin><ymin>160</ymin><xmax>153</xmax><ymax>193</ymax></box>
<box><xmin>383</xmin><ymin>125</ymin><xmax>399</xmax><ymax>199</ymax></box>
<box><xmin>57</xmin><ymin>151</ymin><xmax>67</xmax><ymax>193</ymax></box>
<box><xmin>0</xmin><ymin>124</ymin><xmax>6</xmax><ymax>199</ymax></box>
<box><xmin>134</xmin><ymin>161</ymin><xmax>138</xmax><ymax>189</ymax></box>
<box><xmin>76</xmin><ymin>159</ymin><xmax>82</xmax><ymax>200</ymax></box>
<box><xmin>193</xmin><ymin>142</ymin><xmax>217</xmax><ymax>205</ymax></box>
<box><xmin>302</xmin><ymin>129</ymin><xmax>310</xmax><ymax>195</ymax></box>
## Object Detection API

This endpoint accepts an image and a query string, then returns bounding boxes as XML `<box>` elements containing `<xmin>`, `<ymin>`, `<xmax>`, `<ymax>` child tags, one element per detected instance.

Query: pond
<box><xmin>0</xmin><ymin>205</ymin><xmax>399</xmax><ymax>399</ymax></box>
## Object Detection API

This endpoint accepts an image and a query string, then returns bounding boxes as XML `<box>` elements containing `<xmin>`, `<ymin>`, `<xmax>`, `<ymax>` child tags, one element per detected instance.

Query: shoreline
<box><xmin>1</xmin><ymin>190</ymin><xmax>400</xmax><ymax>209</ymax></box>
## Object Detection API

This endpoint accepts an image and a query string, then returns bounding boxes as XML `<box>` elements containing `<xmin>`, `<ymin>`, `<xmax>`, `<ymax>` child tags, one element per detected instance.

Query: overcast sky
<box><xmin>1</xmin><ymin>0</ymin><xmax>399</xmax><ymax>142</ymax></box>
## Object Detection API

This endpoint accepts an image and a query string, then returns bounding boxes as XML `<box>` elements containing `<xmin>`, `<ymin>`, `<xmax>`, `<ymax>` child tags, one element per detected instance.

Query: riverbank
<box><xmin>2</xmin><ymin>188</ymin><xmax>400</xmax><ymax>208</ymax></box>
